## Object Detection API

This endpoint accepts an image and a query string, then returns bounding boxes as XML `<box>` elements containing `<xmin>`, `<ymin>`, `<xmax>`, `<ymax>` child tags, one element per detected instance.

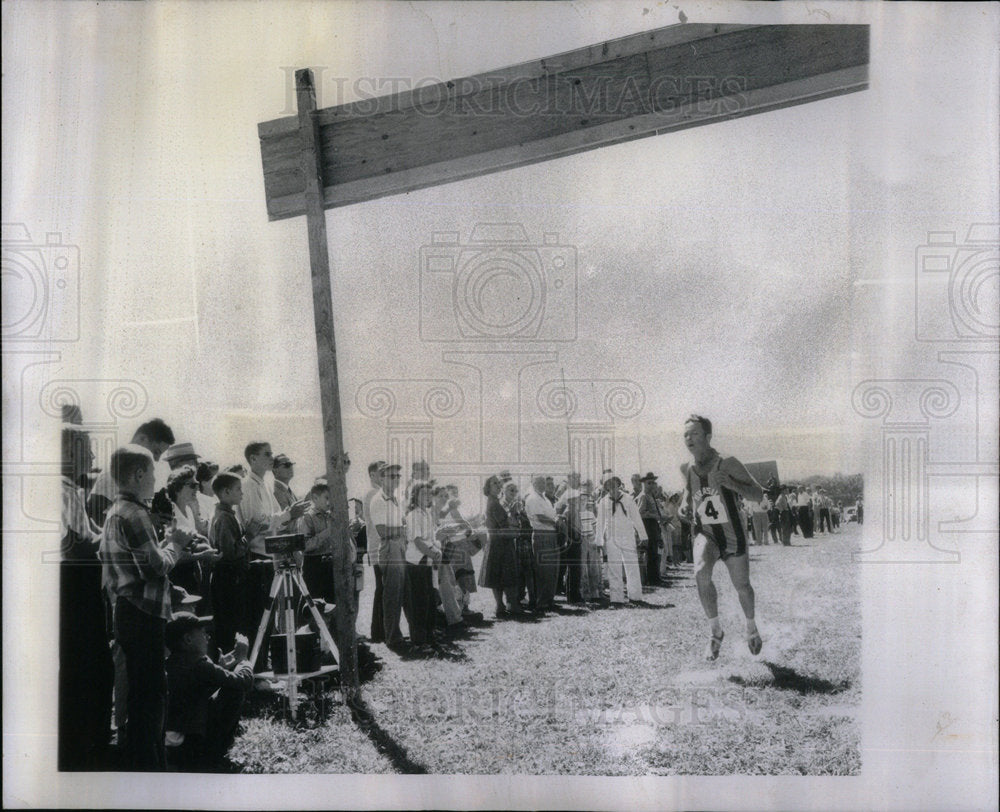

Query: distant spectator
<box><xmin>162</xmin><ymin>442</ymin><xmax>201</xmax><ymax>472</ymax></box>
<box><xmin>525</xmin><ymin>475</ymin><xmax>559</xmax><ymax>613</ymax></box>
<box><xmin>578</xmin><ymin>488</ymin><xmax>603</xmax><ymax>602</ymax></box>
<box><xmin>630</xmin><ymin>474</ymin><xmax>643</xmax><ymax>500</ymax></box>
<box><xmin>502</xmin><ymin>481</ymin><xmax>536</xmax><ymax>611</ymax></box>
<box><xmin>636</xmin><ymin>473</ymin><xmax>664</xmax><ymax>586</ymax></box>
<box><xmin>403</xmin><ymin>460</ymin><xmax>431</xmax><ymax>505</ymax></box>
<box><xmin>436</xmin><ymin>486</ymin><xmax>484</xmax><ymax>627</ymax></box>
<box><xmin>166</xmin><ymin>466</ymin><xmax>211</xmax><ymax>601</ymax></box>
<box><xmin>596</xmin><ymin>476</ymin><xmax>647</xmax><ymax>606</ymax></box>
<box><xmin>479</xmin><ymin>475</ymin><xmax>520</xmax><ymax>617</ymax></box>
<box><xmin>195</xmin><ymin>462</ymin><xmax>220</xmax><ymax>523</ymax></box>
<box><xmin>370</xmin><ymin>463</ymin><xmax>406</xmax><ymax>650</ymax></box>
<box><xmin>272</xmin><ymin>454</ymin><xmax>298</xmax><ymax>511</ymax></box>
<box><xmin>555</xmin><ymin>472</ymin><xmax>585</xmax><ymax>603</ymax></box>
<box><xmin>403</xmin><ymin>483</ymin><xmax>442</xmax><ymax>646</ymax></box>
<box><xmin>363</xmin><ymin>460</ymin><xmax>386</xmax><ymax>643</ymax></box>
<box><xmin>87</xmin><ymin>418</ymin><xmax>175</xmax><ymax>526</ymax></box>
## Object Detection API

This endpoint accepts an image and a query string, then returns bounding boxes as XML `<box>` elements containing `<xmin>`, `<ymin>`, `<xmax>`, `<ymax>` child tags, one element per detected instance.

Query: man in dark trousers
<box><xmin>555</xmin><ymin>472</ymin><xmax>585</xmax><ymax>603</ymax></box>
<box><xmin>636</xmin><ymin>472</ymin><xmax>665</xmax><ymax>586</ymax></box>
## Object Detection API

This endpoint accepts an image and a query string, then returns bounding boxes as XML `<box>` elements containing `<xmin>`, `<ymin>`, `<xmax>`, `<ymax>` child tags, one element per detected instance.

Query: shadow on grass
<box><xmin>398</xmin><ymin>640</ymin><xmax>469</xmax><ymax>662</ymax></box>
<box><xmin>503</xmin><ymin>611</ymin><xmax>544</xmax><ymax>624</ymax></box>
<box><xmin>625</xmin><ymin>600</ymin><xmax>676</xmax><ymax>610</ymax></box>
<box><xmin>547</xmin><ymin>604</ymin><xmax>590</xmax><ymax>617</ymax></box>
<box><xmin>348</xmin><ymin>702</ymin><xmax>429</xmax><ymax>775</ymax></box>
<box><xmin>727</xmin><ymin>662</ymin><xmax>851</xmax><ymax>695</ymax></box>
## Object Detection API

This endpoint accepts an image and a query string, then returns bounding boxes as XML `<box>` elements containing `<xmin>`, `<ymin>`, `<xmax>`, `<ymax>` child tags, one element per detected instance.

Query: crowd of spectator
<box><xmin>59</xmin><ymin>410</ymin><xmax>862</xmax><ymax>773</ymax></box>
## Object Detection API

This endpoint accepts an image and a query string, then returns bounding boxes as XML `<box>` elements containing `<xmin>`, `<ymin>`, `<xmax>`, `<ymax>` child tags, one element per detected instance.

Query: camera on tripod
<box><xmin>265</xmin><ymin>533</ymin><xmax>306</xmax><ymax>565</ymax></box>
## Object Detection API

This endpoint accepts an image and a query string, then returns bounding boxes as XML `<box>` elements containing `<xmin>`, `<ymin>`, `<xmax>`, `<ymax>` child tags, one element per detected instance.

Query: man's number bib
<box><xmin>697</xmin><ymin>493</ymin><xmax>728</xmax><ymax>526</ymax></box>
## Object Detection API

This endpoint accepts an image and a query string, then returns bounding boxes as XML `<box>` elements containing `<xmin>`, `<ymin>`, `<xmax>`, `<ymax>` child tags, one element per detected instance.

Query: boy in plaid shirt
<box><xmin>100</xmin><ymin>445</ymin><xmax>212</xmax><ymax>771</ymax></box>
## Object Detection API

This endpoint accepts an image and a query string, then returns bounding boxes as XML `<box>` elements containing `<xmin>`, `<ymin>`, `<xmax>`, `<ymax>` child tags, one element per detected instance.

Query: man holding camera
<box><xmin>238</xmin><ymin>442</ymin><xmax>310</xmax><ymax>639</ymax></box>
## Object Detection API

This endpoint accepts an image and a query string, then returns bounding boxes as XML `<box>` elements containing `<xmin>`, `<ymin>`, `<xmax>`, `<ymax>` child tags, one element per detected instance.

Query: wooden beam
<box><xmin>260</xmin><ymin>24</ymin><xmax>868</xmax><ymax>219</ymax></box>
<box><xmin>295</xmin><ymin>68</ymin><xmax>360</xmax><ymax>703</ymax></box>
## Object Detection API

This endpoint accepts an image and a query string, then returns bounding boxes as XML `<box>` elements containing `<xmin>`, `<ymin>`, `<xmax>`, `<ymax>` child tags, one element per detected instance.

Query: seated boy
<box><xmin>164</xmin><ymin>613</ymin><xmax>252</xmax><ymax>771</ymax></box>
<box><xmin>209</xmin><ymin>472</ymin><xmax>250</xmax><ymax>653</ymax></box>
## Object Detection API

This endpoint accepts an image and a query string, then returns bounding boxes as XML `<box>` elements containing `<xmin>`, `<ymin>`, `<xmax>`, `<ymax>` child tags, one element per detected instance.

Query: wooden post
<box><xmin>295</xmin><ymin>68</ymin><xmax>360</xmax><ymax>703</ymax></box>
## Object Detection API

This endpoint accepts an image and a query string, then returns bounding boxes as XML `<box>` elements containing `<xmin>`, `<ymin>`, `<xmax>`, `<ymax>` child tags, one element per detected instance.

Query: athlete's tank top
<box><xmin>685</xmin><ymin>454</ymin><xmax>747</xmax><ymax>553</ymax></box>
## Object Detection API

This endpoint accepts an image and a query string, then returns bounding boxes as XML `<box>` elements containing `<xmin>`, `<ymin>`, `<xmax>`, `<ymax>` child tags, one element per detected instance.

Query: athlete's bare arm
<box><xmin>712</xmin><ymin>457</ymin><xmax>764</xmax><ymax>502</ymax></box>
<box><xmin>678</xmin><ymin>463</ymin><xmax>693</xmax><ymax>522</ymax></box>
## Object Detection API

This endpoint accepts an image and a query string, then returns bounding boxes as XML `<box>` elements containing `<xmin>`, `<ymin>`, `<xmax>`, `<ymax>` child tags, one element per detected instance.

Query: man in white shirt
<box><xmin>238</xmin><ymin>442</ymin><xmax>309</xmax><ymax>644</ymax></box>
<box><xmin>596</xmin><ymin>476</ymin><xmax>647</xmax><ymax>605</ymax></box>
<box><xmin>369</xmin><ymin>463</ymin><xmax>407</xmax><ymax>649</ymax></box>
<box><xmin>524</xmin><ymin>475</ymin><xmax>559</xmax><ymax>613</ymax></box>
<box><xmin>816</xmin><ymin>489</ymin><xmax>832</xmax><ymax>535</ymax></box>
<box><xmin>238</xmin><ymin>443</ymin><xmax>309</xmax><ymax>555</ymax></box>
<box><xmin>362</xmin><ymin>460</ymin><xmax>385</xmax><ymax>642</ymax></box>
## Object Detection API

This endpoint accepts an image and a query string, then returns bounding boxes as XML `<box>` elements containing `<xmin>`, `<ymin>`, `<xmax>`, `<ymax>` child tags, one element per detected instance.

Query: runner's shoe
<box><xmin>746</xmin><ymin>630</ymin><xmax>762</xmax><ymax>656</ymax></box>
<box><xmin>704</xmin><ymin>630</ymin><xmax>724</xmax><ymax>661</ymax></box>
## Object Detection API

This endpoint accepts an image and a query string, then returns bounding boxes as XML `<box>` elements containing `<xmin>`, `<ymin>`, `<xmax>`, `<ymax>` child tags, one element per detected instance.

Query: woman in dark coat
<box><xmin>478</xmin><ymin>475</ymin><xmax>519</xmax><ymax>617</ymax></box>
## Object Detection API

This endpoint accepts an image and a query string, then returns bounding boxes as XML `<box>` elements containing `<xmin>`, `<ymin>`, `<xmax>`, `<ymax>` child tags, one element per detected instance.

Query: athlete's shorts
<box><xmin>694</xmin><ymin>527</ymin><xmax>747</xmax><ymax>561</ymax></box>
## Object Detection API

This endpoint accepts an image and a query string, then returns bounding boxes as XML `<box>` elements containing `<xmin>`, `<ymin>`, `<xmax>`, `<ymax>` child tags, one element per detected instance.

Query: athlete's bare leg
<box><xmin>693</xmin><ymin>533</ymin><xmax>720</xmax><ymax>619</ymax></box>
<box><xmin>722</xmin><ymin>553</ymin><xmax>761</xmax><ymax>654</ymax></box>
<box><xmin>693</xmin><ymin>534</ymin><xmax>725</xmax><ymax>659</ymax></box>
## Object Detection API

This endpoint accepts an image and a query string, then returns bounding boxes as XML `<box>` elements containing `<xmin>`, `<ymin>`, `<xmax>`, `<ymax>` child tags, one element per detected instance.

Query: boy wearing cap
<box><xmin>164</xmin><ymin>614</ymin><xmax>252</xmax><ymax>771</ymax></box>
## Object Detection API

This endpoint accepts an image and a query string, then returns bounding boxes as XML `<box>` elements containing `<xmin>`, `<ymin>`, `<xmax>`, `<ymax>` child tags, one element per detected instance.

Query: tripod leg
<box><xmin>282</xmin><ymin>570</ymin><xmax>300</xmax><ymax>719</ymax></box>
<box><xmin>291</xmin><ymin>570</ymin><xmax>338</xmax><ymax>665</ymax></box>
<box><xmin>249</xmin><ymin>568</ymin><xmax>285</xmax><ymax>670</ymax></box>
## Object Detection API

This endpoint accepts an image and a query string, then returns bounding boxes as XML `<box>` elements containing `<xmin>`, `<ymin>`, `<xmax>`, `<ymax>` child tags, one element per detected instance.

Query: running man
<box><xmin>679</xmin><ymin>415</ymin><xmax>764</xmax><ymax>660</ymax></box>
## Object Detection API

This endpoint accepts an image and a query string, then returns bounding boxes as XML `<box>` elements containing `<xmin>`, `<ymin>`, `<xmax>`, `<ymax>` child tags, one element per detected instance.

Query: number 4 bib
<box><xmin>697</xmin><ymin>492</ymin><xmax>728</xmax><ymax>526</ymax></box>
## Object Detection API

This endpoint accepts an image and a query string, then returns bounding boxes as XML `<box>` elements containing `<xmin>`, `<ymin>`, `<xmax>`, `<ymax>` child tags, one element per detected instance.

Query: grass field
<box><xmin>229</xmin><ymin>524</ymin><xmax>861</xmax><ymax>775</ymax></box>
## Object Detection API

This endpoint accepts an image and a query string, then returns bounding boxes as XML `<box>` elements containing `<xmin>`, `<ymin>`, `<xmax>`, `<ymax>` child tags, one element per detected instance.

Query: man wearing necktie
<box><xmin>271</xmin><ymin>454</ymin><xmax>298</xmax><ymax>510</ymax></box>
<box><xmin>596</xmin><ymin>476</ymin><xmax>647</xmax><ymax>605</ymax></box>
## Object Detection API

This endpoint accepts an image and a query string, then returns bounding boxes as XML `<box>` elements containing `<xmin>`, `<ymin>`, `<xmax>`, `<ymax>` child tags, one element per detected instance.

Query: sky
<box><xmin>3</xmin><ymin>1</ymin><xmax>997</xmax><ymax>504</ymax></box>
